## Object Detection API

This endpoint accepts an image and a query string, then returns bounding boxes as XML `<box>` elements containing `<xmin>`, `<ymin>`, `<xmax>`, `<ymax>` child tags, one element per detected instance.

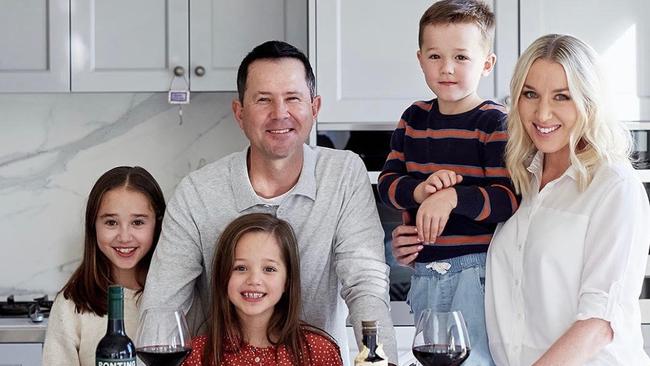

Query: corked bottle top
<box><xmin>361</xmin><ymin>320</ymin><xmax>378</xmax><ymax>335</ymax></box>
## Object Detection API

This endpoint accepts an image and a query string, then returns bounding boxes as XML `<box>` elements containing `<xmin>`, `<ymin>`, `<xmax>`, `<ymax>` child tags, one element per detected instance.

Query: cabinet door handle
<box><xmin>173</xmin><ymin>66</ymin><xmax>185</xmax><ymax>77</ymax></box>
<box><xmin>195</xmin><ymin>66</ymin><xmax>206</xmax><ymax>77</ymax></box>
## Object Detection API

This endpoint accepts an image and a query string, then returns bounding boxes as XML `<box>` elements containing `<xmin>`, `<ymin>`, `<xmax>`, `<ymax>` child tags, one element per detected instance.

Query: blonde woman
<box><xmin>485</xmin><ymin>34</ymin><xmax>650</xmax><ymax>365</ymax></box>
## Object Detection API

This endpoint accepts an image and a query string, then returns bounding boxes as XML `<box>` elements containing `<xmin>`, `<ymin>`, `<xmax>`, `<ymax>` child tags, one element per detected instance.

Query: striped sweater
<box><xmin>378</xmin><ymin>99</ymin><xmax>519</xmax><ymax>262</ymax></box>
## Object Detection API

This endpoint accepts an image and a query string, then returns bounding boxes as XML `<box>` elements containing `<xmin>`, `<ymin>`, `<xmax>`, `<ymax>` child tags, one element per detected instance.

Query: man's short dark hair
<box><xmin>236</xmin><ymin>40</ymin><xmax>316</xmax><ymax>103</ymax></box>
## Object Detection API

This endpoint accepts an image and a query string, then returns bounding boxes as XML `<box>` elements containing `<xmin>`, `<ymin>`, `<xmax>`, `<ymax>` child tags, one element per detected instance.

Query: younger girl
<box><xmin>182</xmin><ymin>213</ymin><xmax>343</xmax><ymax>366</ymax></box>
<box><xmin>43</xmin><ymin>166</ymin><xmax>166</xmax><ymax>366</ymax></box>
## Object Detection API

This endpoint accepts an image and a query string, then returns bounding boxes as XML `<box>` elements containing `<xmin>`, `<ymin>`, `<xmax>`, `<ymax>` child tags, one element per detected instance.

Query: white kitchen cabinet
<box><xmin>72</xmin><ymin>0</ymin><xmax>307</xmax><ymax>92</ymax></box>
<box><xmin>0</xmin><ymin>0</ymin><xmax>69</xmax><ymax>92</ymax></box>
<box><xmin>519</xmin><ymin>0</ymin><xmax>650</xmax><ymax>122</ymax></box>
<box><xmin>312</xmin><ymin>0</ymin><xmax>518</xmax><ymax>129</ymax></box>
<box><xmin>71</xmin><ymin>0</ymin><xmax>188</xmax><ymax>92</ymax></box>
<box><xmin>189</xmin><ymin>0</ymin><xmax>307</xmax><ymax>91</ymax></box>
<box><xmin>0</xmin><ymin>343</ymin><xmax>42</xmax><ymax>366</ymax></box>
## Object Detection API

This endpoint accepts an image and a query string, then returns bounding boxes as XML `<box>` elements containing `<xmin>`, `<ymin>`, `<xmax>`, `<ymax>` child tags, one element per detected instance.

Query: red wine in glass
<box><xmin>412</xmin><ymin>344</ymin><xmax>470</xmax><ymax>366</ymax></box>
<box><xmin>136</xmin><ymin>308</ymin><xmax>192</xmax><ymax>366</ymax></box>
<box><xmin>412</xmin><ymin>310</ymin><xmax>471</xmax><ymax>366</ymax></box>
<box><xmin>136</xmin><ymin>345</ymin><xmax>191</xmax><ymax>366</ymax></box>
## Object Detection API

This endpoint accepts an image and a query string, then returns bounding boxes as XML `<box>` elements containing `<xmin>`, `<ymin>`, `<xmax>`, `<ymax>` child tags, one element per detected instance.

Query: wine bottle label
<box><xmin>96</xmin><ymin>358</ymin><xmax>136</xmax><ymax>366</ymax></box>
<box><xmin>354</xmin><ymin>345</ymin><xmax>389</xmax><ymax>366</ymax></box>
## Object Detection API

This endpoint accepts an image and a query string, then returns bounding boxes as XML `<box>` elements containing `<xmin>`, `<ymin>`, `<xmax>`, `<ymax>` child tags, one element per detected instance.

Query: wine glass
<box><xmin>136</xmin><ymin>307</ymin><xmax>192</xmax><ymax>366</ymax></box>
<box><xmin>412</xmin><ymin>309</ymin><xmax>471</xmax><ymax>366</ymax></box>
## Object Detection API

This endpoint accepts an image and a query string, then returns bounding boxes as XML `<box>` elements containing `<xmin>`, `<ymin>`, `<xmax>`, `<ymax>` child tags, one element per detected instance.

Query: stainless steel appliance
<box><xmin>0</xmin><ymin>295</ymin><xmax>52</xmax><ymax>323</ymax></box>
<box><xmin>0</xmin><ymin>295</ymin><xmax>51</xmax><ymax>366</ymax></box>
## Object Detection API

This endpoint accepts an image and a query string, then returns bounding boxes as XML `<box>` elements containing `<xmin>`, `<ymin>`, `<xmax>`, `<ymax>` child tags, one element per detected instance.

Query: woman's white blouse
<box><xmin>485</xmin><ymin>152</ymin><xmax>650</xmax><ymax>365</ymax></box>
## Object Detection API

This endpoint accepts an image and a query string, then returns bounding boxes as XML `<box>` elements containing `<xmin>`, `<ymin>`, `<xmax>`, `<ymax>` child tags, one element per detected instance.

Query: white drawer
<box><xmin>643</xmin><ymin>324</ymin><xmax>650</xmax><ymax>357</ymax></box>
<box><xmin>0</xmin><ymin>343</ymin><xmax>42</xmax><ymax>366</ymax></box>
<box><xmin>641</xmin><ymin>299</ymin><xmax>650</xmax><ymax>325</ymax></box>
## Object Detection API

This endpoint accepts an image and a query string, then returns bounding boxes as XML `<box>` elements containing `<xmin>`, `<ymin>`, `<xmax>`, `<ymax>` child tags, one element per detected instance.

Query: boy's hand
<box><xmin>413</xmin><ymin>170</ymin><xmax>463</xmax><ymax>204</ymax></box>
<box><xmin>391</xmin><ymin>224</ymin><xmax>423</xmax><ymax>267</ymax></box>
<box><xmin>416</xmin><ymin>188</ymin><xmax>458</xmax><ymax>244</ymax></box>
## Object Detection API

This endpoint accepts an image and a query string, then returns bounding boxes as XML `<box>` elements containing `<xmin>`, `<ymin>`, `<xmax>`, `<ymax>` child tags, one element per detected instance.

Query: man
<box><xmin>141</xmin><ymin>41</ymin><xmax>397</xmax><ymax>365</ymax></box>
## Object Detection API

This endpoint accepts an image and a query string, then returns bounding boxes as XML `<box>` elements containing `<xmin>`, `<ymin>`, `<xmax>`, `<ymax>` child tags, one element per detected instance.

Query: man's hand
<box><xmin>416</xmin><ymin>188</ymin><xmax>457</xmax><ymax>244</ymax></box>
<box><xmin>413</xmin><ymin>170</ymin><xmax>463</xmax><ymax>204</ymax></box>
<box><xmin>391</xmin><ymin>224</ymin><xmax>423</xmax><ymax>267</ymax></box>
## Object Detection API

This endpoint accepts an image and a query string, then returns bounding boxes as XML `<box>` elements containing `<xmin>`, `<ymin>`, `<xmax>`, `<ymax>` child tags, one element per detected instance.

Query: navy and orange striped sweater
<box><xmin>378</xmin><ymin>99</ymin><xmax>519</xmax><ymax>262</ymax></box>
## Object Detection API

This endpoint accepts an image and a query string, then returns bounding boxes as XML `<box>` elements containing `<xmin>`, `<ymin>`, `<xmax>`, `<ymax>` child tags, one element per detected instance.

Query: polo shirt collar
<box><xmin>231</xmin><ymin>144</ymin><xmax>317</xmax><ymax>212</ymax></box>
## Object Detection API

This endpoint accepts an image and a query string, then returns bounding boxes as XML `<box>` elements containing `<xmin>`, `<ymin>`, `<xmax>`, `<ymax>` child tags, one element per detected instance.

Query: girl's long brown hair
<box><xmin>202</xmin><ymin>213</ymin><xmax>340</xmax><ymax>365</ymax></box>
<box><xmin>60</xmin><ymin>166</ymin><xmax>166</xmax><ymax>316</ymax></box>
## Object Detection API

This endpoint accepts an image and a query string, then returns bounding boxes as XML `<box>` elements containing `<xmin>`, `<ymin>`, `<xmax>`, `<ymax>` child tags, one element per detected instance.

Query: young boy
<box><xmin>378</xmin><ymin>1</ymin><xmax>518</xmax><ymax>365</ymax></box>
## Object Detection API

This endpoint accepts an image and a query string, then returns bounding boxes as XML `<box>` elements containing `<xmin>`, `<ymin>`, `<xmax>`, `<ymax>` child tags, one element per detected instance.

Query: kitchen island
<box><xmin>0</xmin><ymin>318</ymin><xmax>47</xmax><ymax>365</ymax></box>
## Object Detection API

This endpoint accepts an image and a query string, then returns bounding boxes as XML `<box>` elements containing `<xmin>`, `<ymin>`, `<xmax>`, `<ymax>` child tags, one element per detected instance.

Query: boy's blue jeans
<box><xmin>407</xmin><ymin>252</ymin><xmax>495</xmax><ymax>366</ymax></box>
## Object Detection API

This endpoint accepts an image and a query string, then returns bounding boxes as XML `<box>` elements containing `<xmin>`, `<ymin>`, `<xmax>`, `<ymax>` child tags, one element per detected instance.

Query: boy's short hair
<box><xmin>419</xmin><ymin>0</ymin><xmax>495</xmax><ymax>52</ymax></box>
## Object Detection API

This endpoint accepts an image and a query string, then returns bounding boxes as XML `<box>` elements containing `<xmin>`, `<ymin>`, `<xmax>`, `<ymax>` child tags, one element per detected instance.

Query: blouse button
<box><xmin>254</xmin><ymin>356</ymin><xmax>261</xmax><ymax>363</ymax></box>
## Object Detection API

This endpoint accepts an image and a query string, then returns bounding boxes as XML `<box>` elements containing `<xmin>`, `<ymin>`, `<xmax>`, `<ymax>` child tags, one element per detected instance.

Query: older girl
<box><xmin>43</xmin><ymin>166</ymin><xmax>166</xmax><ymax>366</ymax></box>
<box><xmin>485</xmin><ymin>34</ymin><xmax>650</xmax><ymax>365</ymax></box>
<box><xmin>182</xmin><ymin>213</ymin><xmax>342</xmax><ymax>366</ymax></box>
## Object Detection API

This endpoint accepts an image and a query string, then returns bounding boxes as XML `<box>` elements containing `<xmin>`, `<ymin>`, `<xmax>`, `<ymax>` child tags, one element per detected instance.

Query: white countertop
<box><xmin>0</xmin><ymin>318</ymin><xmax>48</xmax><ymax>343</ymax></box>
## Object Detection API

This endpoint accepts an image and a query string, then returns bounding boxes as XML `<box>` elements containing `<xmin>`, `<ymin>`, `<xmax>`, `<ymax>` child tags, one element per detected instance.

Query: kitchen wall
<box><xmin>0</xmin><ymin>92</ymin><xmax>248</xmax><ymax>297</ymax></box>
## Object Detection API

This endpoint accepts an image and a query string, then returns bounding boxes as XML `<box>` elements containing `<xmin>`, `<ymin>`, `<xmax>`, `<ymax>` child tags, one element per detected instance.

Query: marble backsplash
<box><xmin>0</xmin><ymin>92</ymin><xmax>249</xmax><ymax>298</ymax></box>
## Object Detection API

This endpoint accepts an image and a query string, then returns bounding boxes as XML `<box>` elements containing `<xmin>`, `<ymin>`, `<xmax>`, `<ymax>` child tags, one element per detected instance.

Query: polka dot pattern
<box><xmin>182</xmin><ymin>332</ymin><xmax>343</xmax><ymax>366</ymax></box>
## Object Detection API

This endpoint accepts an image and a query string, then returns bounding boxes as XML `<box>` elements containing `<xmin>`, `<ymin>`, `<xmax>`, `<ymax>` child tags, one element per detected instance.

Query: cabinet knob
<box><xmin>173</xmin><ymin>66</ymin><xmax>185</xmax><ymax>77</ymax></box>
<box><xmin>502</xmin><ymin>95</ymin><xmax>511</xmax><ymax>106</ymax></box>
<box><xmin>195</xmin><ymin>66</ymin><xmax>206</xmax><ymax>77</ymax></box>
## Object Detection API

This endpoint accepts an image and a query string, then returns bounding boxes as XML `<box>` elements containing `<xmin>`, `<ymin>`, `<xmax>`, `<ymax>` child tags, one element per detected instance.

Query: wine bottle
<box><xmin>354</xmin><ymin>320</ymin><xmax>388</xmax><ymax>366</ymax></box>
<box><xmin>96</xmin><ymin>285</ymin><xmax>136</xmax><ymax>366</ymax></box>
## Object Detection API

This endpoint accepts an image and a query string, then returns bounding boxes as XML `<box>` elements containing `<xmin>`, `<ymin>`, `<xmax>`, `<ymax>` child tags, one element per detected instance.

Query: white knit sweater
<box><xmin>42</xmin><ymin>288</ymin><xmax>139</xmax><ymax>366</ymax></box>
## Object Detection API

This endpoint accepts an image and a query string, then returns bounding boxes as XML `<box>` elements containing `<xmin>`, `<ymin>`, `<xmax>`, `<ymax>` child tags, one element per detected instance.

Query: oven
<box><xmin>631</xmin><ymin>125</ymin><xmax>650</xmax><ymax>356</ymax></box>
<box><xmin>318</xmin><ymin>129</ymin><xmax>412</xmax><ymax>302</ymax></box>
<box><xmin>318</xmin><ymin>129</ymin><xmax>417</xmax><ymax>364</ymax></box>
<box><xmin>0</xmin><ymin>295</ymin><xmax>51</xmax><ymax>366</ymax></box>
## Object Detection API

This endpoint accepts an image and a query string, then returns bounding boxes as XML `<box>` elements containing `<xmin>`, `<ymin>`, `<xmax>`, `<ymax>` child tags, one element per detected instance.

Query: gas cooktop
<box><xmin>0</xmin><ymin>295</ymin><xmax>52</xmax><ymax>323</ymax></box>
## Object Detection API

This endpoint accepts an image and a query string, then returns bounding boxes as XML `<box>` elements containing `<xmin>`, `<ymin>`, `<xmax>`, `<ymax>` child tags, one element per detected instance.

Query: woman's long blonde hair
<box><xmin>505</xmin><ymin>34</ymin><xmax>631</xmax><ymax>195</ymax></box>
